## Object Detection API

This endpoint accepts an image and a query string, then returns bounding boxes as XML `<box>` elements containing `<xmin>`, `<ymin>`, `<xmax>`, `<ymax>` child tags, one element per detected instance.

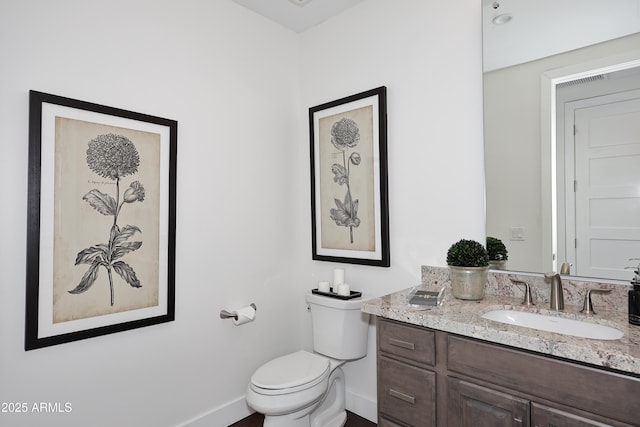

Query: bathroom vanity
<box><xmin>363</xmin><ymin>267</ymin><xmax>640</xmax><ymax>427</ymax></box>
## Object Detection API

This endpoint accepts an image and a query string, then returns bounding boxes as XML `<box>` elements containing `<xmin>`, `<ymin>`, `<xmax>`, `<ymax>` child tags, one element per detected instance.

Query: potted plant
<box><xmin>486</xmin><ymin>236</ymin><xmax>508</xmax><ymax>270</ymax></box>
<box><xmin>446</xmin><ymin>239</ymin><xmax>489</xmax><ymax>300</ymax></box>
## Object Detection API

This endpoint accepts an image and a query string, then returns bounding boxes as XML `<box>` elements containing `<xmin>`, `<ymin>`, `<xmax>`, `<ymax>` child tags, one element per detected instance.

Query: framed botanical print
<box><xmin>25</xmin><ymin>90</ymin><xmax>177</xmax><ymax>350</ymax></box>
<box><xmin>309</xmin><ymin>86</ymin><xmax>389</xmax><ymax>267</ymax></box>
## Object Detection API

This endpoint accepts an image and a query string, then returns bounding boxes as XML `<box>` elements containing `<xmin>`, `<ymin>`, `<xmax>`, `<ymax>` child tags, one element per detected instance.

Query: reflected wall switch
<box><xmin>510</xmin><ymin>227</ymin><xmax>525</xmax><ymax>241</ymax></box>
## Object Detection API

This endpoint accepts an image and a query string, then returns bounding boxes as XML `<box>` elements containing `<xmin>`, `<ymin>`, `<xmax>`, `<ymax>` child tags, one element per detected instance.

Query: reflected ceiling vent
<box><xmin>557</xmin><ymin>74</ymin><xmax>605</xmax><ymax>88</ymax></box>
<box><xmin>288</xmin><ymin>0</ymin><xmax>313</xmax><ymax>7</ymax></box>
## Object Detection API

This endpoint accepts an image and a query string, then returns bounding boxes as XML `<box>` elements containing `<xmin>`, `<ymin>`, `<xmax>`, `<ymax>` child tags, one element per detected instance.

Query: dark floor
<box><xmin>229</xmin><ymin>410</ymin><xmax>376</xmax><ymax>427</ymax></box>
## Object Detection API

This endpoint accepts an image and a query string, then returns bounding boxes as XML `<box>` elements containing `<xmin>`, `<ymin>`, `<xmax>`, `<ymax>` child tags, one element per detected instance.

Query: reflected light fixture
<box><xmin>288</xmin><ymin>0</ymin><xmax>313</xmax><ymax>6</ymax></box>
<box><xmin>492</xmin><ymin>13</ymin><xmax>513</xmax><ymax>25</ymax></box>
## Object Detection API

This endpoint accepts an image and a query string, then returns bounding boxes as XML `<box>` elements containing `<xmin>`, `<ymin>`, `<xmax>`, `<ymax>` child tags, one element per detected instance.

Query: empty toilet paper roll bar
<box><xmin>220</xmin><ymin>303</ymin><xmax>257</xmax><ymax>320</ymax></box>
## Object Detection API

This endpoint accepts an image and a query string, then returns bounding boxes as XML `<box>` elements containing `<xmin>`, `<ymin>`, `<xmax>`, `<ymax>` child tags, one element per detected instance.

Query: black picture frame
<box><xmin>25</xmin><ymin>90</ymin><xmax>177</xmax><ymax>350</ymax></box>
<box><xmin>309</xmin><ymin>86</ymin><xmax>389</xmax><ymax>267</ymax></box>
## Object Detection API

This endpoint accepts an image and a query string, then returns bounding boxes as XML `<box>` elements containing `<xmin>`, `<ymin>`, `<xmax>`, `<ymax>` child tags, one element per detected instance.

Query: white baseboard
<box><xmin>182</xmin><ymin>390</ymin><xmax>377</xmax><ymax>426</ymax></box>
<box><xmin>345</xmin><ymin>389</ymin><xmax>377</xmax><ymax>423</ymax></box>
<box><xmin>180</xmin><ymin>396</ymin><xmax>252</xmax><ymax>427</ymax></box>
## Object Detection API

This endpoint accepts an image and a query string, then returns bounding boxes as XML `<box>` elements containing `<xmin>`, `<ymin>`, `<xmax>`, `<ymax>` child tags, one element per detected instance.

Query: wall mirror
<box><xmin>483</xmin><ymin>0</ymin><xmax>640</xmax><ymax>281</ymax></box>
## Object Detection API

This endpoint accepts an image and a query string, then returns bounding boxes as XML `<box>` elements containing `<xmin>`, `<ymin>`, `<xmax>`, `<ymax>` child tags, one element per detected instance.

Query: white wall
<box><xmin>0</xmin><ymin>0</ymin><xmax>484</xmax><ymax>426</ymax></box>
<box><xmin>1</xmin><ymin>1</ymin><xmax>302</xmax><ymax>426</ymax></box>
<box><xmin>295</xmin><ymin>0</ymin><xmax>484</xmax><ymax>420</ymax></box>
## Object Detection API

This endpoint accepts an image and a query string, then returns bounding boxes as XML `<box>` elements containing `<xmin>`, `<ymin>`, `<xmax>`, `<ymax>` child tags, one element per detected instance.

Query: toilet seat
<box><xmin>250</xmin><ymin>351</ymin><xmax>330</xmax><ymax>396</ymax></box>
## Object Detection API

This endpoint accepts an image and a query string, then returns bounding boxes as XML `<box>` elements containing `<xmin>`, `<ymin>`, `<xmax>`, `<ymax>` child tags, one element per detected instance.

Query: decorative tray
<box><xmin>311</xmin><ymin>288</ymin><xmax>362</xmax><ymax>300</ymax></box>
<box><xmin>408</xmin><ymin>287</ymin><xmax>445</xmax><ymax>307</ymax></box>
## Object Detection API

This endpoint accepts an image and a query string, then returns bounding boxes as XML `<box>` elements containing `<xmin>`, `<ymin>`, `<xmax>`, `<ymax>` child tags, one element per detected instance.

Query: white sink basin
<box><xmin>481</xmin><ymin>309</ymin><xmax>623</xmax><ymax>340</ymax></box>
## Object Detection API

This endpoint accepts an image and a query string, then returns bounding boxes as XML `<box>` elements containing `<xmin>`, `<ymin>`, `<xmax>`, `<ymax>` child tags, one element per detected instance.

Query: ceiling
<box><xmin>483</xmin><ymin>0</ymin><xmax>640</xmax><ymax>71</ymax></box>
<box><xmin>233</xmin><ymin>0</ymin><xmax>640</xmax><ymax>69</ymax></box>
<box><xmin>232</xmin><ymin>0</ymin><xmax>366</xmax><ymax>33</ymax></box>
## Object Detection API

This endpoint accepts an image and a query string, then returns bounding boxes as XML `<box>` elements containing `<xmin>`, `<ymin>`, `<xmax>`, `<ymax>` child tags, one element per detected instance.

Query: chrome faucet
<box><xmin>544</xmin><ymin>272</ymin><xmax>564</xmax><ymax>311</ymax></box>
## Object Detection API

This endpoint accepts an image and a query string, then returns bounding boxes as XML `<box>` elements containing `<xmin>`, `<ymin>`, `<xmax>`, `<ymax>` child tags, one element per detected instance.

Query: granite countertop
<box><xmin>362</xmin><ymin>285</ymin><xmax>640</xmax><ymax>376</ymax></box>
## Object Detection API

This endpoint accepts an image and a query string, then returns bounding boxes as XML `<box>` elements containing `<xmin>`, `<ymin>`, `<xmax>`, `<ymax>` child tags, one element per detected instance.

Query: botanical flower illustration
<box><xmin>70</xmin><ymin>133</ymin><xmax>144</xmax><ymax>306</ymax></box>
<box><xmin>329</xmin><ymin>118</ymin><xmax>361</xmax><ymax>244</ymax></box>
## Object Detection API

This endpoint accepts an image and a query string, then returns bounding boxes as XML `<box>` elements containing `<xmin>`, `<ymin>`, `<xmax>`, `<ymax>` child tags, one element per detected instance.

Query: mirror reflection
<box><xmin>483</xmin><ymin>0</ymin><xmax>640</xmax><ymax>281</ymax></box>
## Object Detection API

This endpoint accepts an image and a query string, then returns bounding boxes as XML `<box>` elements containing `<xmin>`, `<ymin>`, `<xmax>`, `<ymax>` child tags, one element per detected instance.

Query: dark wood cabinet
<box><xmin>376</xmin><ymin>317</ymin><xmax>639</xmax><ymax>427</ymax></box>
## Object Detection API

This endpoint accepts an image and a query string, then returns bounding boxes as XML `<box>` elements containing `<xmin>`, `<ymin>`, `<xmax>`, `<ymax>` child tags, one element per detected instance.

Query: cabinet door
<box><xmin>448</xmin><ymin>377</ymin><xmax>530</xmax><ymax>427</ymax></box>
<box><xmin>532</xmin><ymin>402</ymin><xmax>635</xmax><ymax>427</ymax></box>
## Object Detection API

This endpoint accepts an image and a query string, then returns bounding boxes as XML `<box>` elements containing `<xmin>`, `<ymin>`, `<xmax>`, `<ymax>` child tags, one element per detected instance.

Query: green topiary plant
<box><xmin>446</xmin><ymin>239</ymin><xmax>489</xmax><ymax>267</ymax></box>
<box><xmin>486</xmin><ymin>236</ymin><xmax>508</xmax><ymax>261</ymax></box>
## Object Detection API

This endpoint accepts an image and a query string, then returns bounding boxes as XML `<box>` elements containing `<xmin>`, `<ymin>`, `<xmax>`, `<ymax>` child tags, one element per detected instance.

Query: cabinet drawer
<box><xmin>378</xmin><ymin>318</ymin><xmax>435</xmax><ymax>366</ymax></box>
<box><xmin>378</xmin><ymin>356</ymin><xmax>436</xmax><ymax>427</ymax></box>
<box><xmin>379</xmin><ymin>416</ymin><xmax>406</xmax><ymax>427</ymax></box>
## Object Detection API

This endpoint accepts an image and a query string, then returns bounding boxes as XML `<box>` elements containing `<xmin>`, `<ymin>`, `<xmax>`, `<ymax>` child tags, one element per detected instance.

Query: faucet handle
<box><xmin>510</xmin><ymin>279</ymin><xmax>534</xmax><ymax>306</ymax></box>
<box><xmin>580</xmin><ymin>288</ymin><xmax>612</xmax><ymax>315</ymax></box>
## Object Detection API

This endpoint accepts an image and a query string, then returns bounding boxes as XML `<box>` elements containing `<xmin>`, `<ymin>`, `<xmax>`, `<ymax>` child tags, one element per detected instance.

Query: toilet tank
<box><xmin>305</xmin><ymin>291</ymin><xmax>370</xmax><ymax>360</ymax></box>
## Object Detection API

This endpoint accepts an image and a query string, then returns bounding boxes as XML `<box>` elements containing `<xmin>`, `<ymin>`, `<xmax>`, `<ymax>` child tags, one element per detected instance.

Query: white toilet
<box><xmin>245</xmin><ymin>290</ymin><xmax>370</xmax><ymax>427</ymax></box>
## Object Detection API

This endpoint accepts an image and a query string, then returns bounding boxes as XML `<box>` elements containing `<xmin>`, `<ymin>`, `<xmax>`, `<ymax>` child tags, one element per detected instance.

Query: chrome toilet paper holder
<box><xmin>220</xmin><ymin>303</ymin><xmax>257</xmax><ymax>320</ymax></box>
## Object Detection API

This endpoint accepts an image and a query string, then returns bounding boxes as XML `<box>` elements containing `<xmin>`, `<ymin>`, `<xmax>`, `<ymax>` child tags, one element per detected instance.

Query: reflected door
<box><xmin>567</xmin><ymin>89</ymin><xmax>640</xmax><ymax>279</ymax></box>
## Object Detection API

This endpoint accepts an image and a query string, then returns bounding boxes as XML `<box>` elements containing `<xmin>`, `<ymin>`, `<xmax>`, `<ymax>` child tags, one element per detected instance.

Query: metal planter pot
<box><xmin>489</xmin><ymin>259</ymin><xmax>507</xmax><ymax>270</ymax></box>
<box><xmin>449</xmin><ymin>266</ymin><xmax>488</xmax><ymax>300</ymax></box>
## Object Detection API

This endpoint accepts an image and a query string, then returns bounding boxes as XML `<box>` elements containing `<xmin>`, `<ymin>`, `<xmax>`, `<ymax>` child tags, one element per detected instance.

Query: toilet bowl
<box><xmin>245</xmin><ymin>291</ymin><xmax>369</xmax><ymax>427</ymax></box>
<box><xmin>246</xmin><ymin>351</ymin><xmax>346</xmax><ymax>427</ymax></box>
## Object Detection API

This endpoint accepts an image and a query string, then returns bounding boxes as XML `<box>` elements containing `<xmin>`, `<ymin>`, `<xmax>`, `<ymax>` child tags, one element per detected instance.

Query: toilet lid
<box><xmin>251</xmin><ymin>351</ymin><xmax>330</xmax><ymax>390</ymax></box>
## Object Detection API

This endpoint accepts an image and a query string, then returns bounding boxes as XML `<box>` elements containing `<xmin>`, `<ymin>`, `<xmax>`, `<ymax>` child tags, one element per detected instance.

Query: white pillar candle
<box><xmin>333</xmin><ymin>269</ymin><xmax>345</xmax><ymax>287</ymax></box>
<box><xmin>318</xmin><ymin>281</ymin><xmax>330</xmax><ymax>293</ymax></box>
<box><xmin>338</xmin><ymin>283</ymin><xmax>351</xmax><ymax>296</ymax></box>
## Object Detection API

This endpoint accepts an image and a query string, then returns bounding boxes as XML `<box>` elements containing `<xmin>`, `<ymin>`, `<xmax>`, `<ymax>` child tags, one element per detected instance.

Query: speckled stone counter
<box><xmin>362</xmin><ymin>266</ymin><xmax>640</xmax><ymax>375</ymax></box>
